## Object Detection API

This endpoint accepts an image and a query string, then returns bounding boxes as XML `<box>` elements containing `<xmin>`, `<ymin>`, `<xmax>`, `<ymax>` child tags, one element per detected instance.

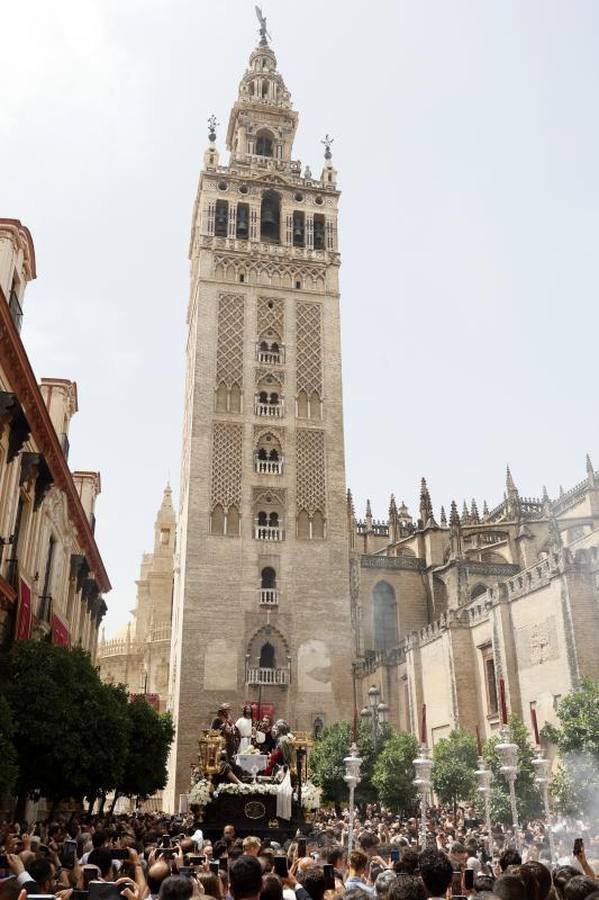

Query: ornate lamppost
<box><xmin>496</xmin><ymin>679</ymin><xmax>521</xmax><ymax>848</ymax></box>
<box><xmin>344</xmin><ymin>742</ymin><xmax>362</xmax><ymax>856</ymax></box>
<box><xmin>360</xmin><ymin>684</ymin><xmax>389</xmax><ymax>751</ymax></box>
<box><xmin>413</xmin><ymin>704</ymin><xmax>432</xmax><ymax>849</ymax></box>
<box><xmin>475</xmin><ymin>728</ymin><xmax>493</xmax><ymax>857</ymax></box>
<box><xmin>530</xmin><ymin>707</ymin><xmax>556</xmax><ymax>863</ymax></box>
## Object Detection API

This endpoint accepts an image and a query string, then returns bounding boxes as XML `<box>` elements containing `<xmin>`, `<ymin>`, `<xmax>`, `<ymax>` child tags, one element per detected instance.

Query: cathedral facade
<box><xmin>349</xmin><ymin>465</ymin><xmax>599</xmax><ymax>748</ymax></box>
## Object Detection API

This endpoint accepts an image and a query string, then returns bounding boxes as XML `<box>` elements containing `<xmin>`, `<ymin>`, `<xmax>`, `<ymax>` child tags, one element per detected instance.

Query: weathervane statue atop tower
<box><xmin>255</xmin><ymin>6</ymin><xmax>271</xmax><ymax>46</ymax></box>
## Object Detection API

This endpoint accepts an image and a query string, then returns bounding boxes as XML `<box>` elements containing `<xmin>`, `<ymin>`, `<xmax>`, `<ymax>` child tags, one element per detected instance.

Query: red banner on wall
<box><xmin>51</xmin><ymin>614</ymin><xmax>70</xmax><ymax>647</ymax></box>
<box><xmin>15</xmin><ymin>577</ymin><xmax>32</xmax><ymax>640</ymax></box>
<box><xmin>248</xmin><ymin>701</ymin><xmax>275</xmax><ymax>722</ymax></box>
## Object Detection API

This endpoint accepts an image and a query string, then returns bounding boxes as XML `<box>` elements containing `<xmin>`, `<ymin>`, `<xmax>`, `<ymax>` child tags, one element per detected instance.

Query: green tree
<box><xmin>432</xmin><ymin>729</ymin><xmax>478</xmax><ymax>820</ymax></box>
<box><xmin>542</xmin><ymin>679</ymin><xmax>599</xmax><ymax>818</ymax></box>
<box><xmin>372</xmin><ymin>730</ymin><xmax>419</xmax><ymax>814</ymax></box>
<box><xmin>0</xmin><ymin>693</ymin><xmax>18</xmax><ymax>800</ymax></box>
<box><xmin>484</xmin><ymin>714</ymin><xmax>543</xmax><ymax>825</ymax></box>
<box><xmin>1</xmin><ymin>641</ymin><xmax>128</xmax><ymax>815</ymax></box>
<box><xmin>310</xmin><ymin>720</ymin><xmax>392</xmax><ymax>807</ymax></box>
<box><xmin>114</xmin><ymin>698</ymin><xmax>174</xmax><ymax>805</ymax></box>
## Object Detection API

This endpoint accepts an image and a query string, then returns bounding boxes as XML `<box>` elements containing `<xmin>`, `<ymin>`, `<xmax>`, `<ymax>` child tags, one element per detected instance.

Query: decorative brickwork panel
<box><xmin>296</xmin><ymin>302</ymin><xmax>322</xmax><ymax>394</ymax></box>
<box><xmin>216</xmin><ymin>293</ymin><xmax>245</xmax><ymax>388</ymax></box>
<box><xmin>296</xmin><ymin>429</ymin><xmax>326</xmax><ymax>515</ymax></box>
<box><xmin>257</xmin><ymin>296</ymin><xmax>284</xmax><ymax>340</ymax></box>
<box><xmin>211</xmin><ymin>423</ymin><xmax>243</xmax><ymax>510</ymax></box>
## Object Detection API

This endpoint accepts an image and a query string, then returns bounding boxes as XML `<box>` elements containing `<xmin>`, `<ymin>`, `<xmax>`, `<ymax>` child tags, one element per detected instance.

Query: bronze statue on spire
<box><xmin>255</xmin><ymin>6</ymin><xmax>271</xmax><ymax>46</ymax></box>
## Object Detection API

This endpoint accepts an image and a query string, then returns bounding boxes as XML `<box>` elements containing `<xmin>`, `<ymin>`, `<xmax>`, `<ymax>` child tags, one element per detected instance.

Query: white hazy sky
<box><xmin>3</xmin><ymin>1</ymin><xmax>599</xmax><ymax>636</ymax></box>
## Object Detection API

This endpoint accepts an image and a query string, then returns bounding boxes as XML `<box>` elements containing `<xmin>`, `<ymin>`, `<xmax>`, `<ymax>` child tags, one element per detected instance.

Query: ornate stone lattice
<box><xmin>252</xmin><ymin>487</ymin><xmax>286</xmax><ymax>508</ymax></box>
<box><xmin>296</xmin><ymin>429</ymin><xmax>326</xmax><ymax>515</ymax></box>
<box><xmin>296</xmin><ymin>302</ymin><xmax>322</xmax><ymax>395</ymax></box>
<box><xmin>216</xmin><ymin>293</ymin><xmax>245</xmax><ymax>388</ymax></box>
<box><xmin>255</xmin><ymin>367</ymin><xmax>285</xmax><ymax>386</ymax></box>
<box><xmin>211</xmin><ymin>423</ymin><xmax>243</xmax><ymax>510</ymax></box>
<box><xmin>257</xmin><ymin>296</ymin><xmax>284</xmax><ymax>340</ymax></box>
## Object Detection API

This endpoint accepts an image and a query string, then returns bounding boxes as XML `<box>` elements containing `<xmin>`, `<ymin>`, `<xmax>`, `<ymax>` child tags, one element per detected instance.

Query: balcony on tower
<box><xmin>255</xmin><ymin>510</ymin><xmax>282</xmax><ymax>541</ymax></box>
<box><xmin>255</xmin><ymin>390</ymin><xmax>283</xmax><ymax>417</ymax></box>
<box><xmin>246</xmin><ymin>665</ymin><xmax>290</xmax><ymax>686</ymax></box>
<box><xmin>256</xmin><ymin>340</ymin><xmax>284</xmax><ymax>365</ymax></box>
<box><xmin>259</xmin><ymin>566</ymin><xmax>279</xmax><ymax>606</ymax></box>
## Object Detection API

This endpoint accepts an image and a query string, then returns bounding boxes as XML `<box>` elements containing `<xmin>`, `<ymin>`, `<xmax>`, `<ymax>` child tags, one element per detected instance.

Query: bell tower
<box><xmin>166</xmin><ymin>16</ymin><xmax>353</xmax><ymax>811</ymax></box>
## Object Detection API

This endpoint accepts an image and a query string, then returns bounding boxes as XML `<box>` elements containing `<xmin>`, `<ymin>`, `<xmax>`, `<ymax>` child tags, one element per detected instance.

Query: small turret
<box><xmin>320</xmin><ymin>134</ymin><xmax>337</xmax><ymax>187</ymax></box>
<box><xmin>449</xmin><ymin>500</ymin><xmax>461</xmax><ymax>527</ymax></box>
<box><xmin>506</xmin><ymin>465</ymin><xmax>521</xmax><ymax>518</ymax></box>
<box><xmin>440</xmin><ymin>506</ymin><xmax>447</xmax><ymax>527</ymax></box>
<box><xmin>470</xmin><ymin>498</ymin><xmax>480</xmax><ymax>524</ymax></box>
<box><xmin>203</xmin><ymin>115</ymin><xmax>220</xmax><ymax>169</ymax></box>
<box><xmin>482</xmin><ymin>500</ymin><xmax>489</xmax><ymax>519</ymax></box>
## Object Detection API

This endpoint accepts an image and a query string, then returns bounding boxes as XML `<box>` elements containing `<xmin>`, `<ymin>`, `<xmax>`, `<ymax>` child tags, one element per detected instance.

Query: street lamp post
<box><xmin>360</xmin><ymin>684</ymin><xmax>389</xmax><ymax>751</ymax></box>
<box><xmin>475</xmin><ymin>756</ymin><xmax>493</xmax><ymax>857</ymax></box>
<box><xmin>344</xmin><ymin>743</ymin><xmax>363</xmax><ymax>856</ymax></box>
<box><xmin>496</xmin><ymin>728</ymin><xmax>520</xmax><ymax>848</ymax></box>
<box><xmin>413</xmin><ymin>745</ymin><xmax>433</xmax><ymax>848</ymax></box>
<box><xmin>532</xmin><ymin>749</ymin><xmax>556</xmax><ymax>862</ymax></box>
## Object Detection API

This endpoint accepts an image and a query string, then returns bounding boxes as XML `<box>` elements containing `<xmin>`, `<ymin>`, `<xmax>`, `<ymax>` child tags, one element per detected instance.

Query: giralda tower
<box><xmin>166</xmin><ymin>18</ymin><xmax>353</xmax><ymax>809</ymax></box>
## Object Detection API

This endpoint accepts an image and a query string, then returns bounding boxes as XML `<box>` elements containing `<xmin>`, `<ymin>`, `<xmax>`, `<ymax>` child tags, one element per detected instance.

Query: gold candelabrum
<box><xmin>198</xmin><ymin>729</ymin><xmax>225</xmax><ymax>782</ymax></box>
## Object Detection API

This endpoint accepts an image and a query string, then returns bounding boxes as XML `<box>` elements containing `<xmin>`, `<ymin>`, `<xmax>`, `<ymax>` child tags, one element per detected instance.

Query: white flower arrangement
<box><xmin>214</xmin><ymin>783</ymin><xmax>281</xmax><ymax>797</ymax></box>
<box><xmin>189</xmin><ymin>778</ymin><xmax>212</xmax><ymax>808</ymax></box>
<box><xmin>298</xmin><ymin>781</ymin><xmax>322</xmax><ymax>811</ymax></box>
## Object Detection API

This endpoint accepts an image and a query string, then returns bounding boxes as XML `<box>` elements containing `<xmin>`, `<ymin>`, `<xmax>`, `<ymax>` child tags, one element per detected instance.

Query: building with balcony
<box><xmin>97</xmin><ymin>485</ymin><xmax>175</xmax><ymax>712</ymax></box>
<box><xmin>0</xmin><ymin>219</ymin><xmax>109</xmax><ymax>653</ymax></box>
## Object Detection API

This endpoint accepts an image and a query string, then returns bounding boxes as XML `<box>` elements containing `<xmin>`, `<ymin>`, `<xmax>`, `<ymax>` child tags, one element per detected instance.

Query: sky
<box><xmin>2</xmin><ymin>0</ymin><xmax>599</xmax><ymax>636</ymax></box>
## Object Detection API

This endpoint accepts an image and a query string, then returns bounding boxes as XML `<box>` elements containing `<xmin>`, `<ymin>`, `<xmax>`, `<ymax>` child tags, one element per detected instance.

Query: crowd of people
<box><xmin>2</xmin><ymin>803</ymin><xmax>599</xmax><ymax>900</ymax></box>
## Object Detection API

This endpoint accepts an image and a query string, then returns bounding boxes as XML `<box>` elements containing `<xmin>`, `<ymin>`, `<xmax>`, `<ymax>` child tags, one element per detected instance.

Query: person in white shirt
<box><xmin>235</xmin><ymin>705</ymin><xmax>254</xmax><ymax>753</ymax></box>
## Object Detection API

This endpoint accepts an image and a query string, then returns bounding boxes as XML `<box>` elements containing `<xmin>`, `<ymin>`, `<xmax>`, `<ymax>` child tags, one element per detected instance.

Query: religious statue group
<box><xmin>209</xmin><ymin>703</ymin><xmax>294</xmax><ymax>784</ymax></box>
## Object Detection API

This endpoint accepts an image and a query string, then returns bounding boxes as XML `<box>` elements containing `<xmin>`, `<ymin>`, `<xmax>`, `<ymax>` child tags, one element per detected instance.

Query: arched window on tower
<box><xmin>470</xmin><ymin>583</ymin><xmax>488</xmax><ymax>601</ymax></box>
<box><xmin>312</xmin><ymin>510</ymin><xmax>325</xmax><ymax>539</ymax></box>
<box><xmin>227</xmin><ymin>505</ymin><xmax>240</xmax><ymax>536</ymax></box>
<box><xmin>261</xmin><ymin>567</ymin><xmax>276</xmax><ymax>589</ymax></box>
<box><xmin>229</xmin><ymin>383</ymin><xmax>241</xmax><ymax>413</ymax></box>
<box><xmin>314</xmin><ymin>214</ymin><xmax>325</xmax><ymax>250</ymax></box>
<box><xmin>297</xmin><ymin>390</ymin><xmax>308</xmax><ymax>418</ymax></box>
<box><xmin>215</xmin><ymin>199</ymin><xmax>228</xmax><ymax>237</ymax></box>
<box><xmin>256</xmin><ymin>129</ymin><xmax>274</xmax><ymax>157</ymax></box>
<box><xmin>261</xmin><ymin>190</ymin><xmax>280</xmax><ymax>243</ymax></box>
<box><xmin>297</xmin><ymin>509</ymin><xmax>310</xmax><ymax>539</ymax></box>
<box><xmin>293</xmin><ymin>211</ymin><xmax>305</xmax><ymax>247</ymax></box>
<box><xmin>259</xmin><ymin>641</ymin><xmax>276</xmax><ymax>669</ymax></box>
<box><xmin>236</xmin><ymin>203</ymin><xmax>249</xmax><ymax>239</ymax></box>
<box><xmin>211</xmin><ymin>504</ymin><xmax>225</xmax><ymax>536</ymax></box>
<box><xmin>309</xmin><ymin>390</ymin><xmax>321</xmax><ymax>420</ymax></box>
<box><xmin>373</xmin><ymin>581</ymin><xmax>398</xmax><ymax>651</ymax></box>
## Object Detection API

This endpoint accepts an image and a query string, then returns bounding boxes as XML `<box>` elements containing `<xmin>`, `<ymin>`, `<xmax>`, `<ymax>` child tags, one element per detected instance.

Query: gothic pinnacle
<box><xmin>471</xmin><ymin>498</ymin><xmax>480</xmax><ymax>523</ymax></box>
<box><xmin>506</xmin><ymin>464</ymin><xmax>518</xmax><ymax>496</ymax></box>
<box><xmin>440</xmin><ymin>506</ymin><xmax>447</xmax><ymax>527</ymax></box>
<box><xmin>347</xmin><ymin>488</ymin><xmax>355</xmax><ymax>518</ymax></box>
<box><xmin>462</xmin><ymin>500</ymin><xmax>470</xmax><ymax>524</ymax></box>
<box><xmin>449</xmin><ymin>500</ymin><xmax>460</xmax><ymax>527</ymax></box>
<box><xmin>389</xmin><ymin>494</ymin><xmax>398</xmax><ymax>520</ymax></box>
<box><xmin>482</xmin><ymin>500</ymin><xmax>489</xmax><ymax>518</ymax></box>
<box><xmin>586</xmin><ymin>453</ymin><xmax>596</xmax><ymax>487</ymax></box>
<box><xmin>419</xmin><ymin>477</ymin><xmax>433</xmax><ymax>524</ymax></box>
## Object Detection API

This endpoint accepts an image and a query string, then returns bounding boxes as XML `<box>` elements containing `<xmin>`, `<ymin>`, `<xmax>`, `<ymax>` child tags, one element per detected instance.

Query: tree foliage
<box><xmin>116</xmin><ymin>698</ymin><xmax>174</xmax><ymax>800</ymax></box>
<box><xmin>543</xmin><ymin>679</ymin><xmax>599</xmax><ymax>818</ymax></box>
<box><xmin>483</xmin><ymin>714</ymin><xmax>543</xmax><ymax>824</ymax></box>
<box><xmin>372</xmin><ymin>730</ymin><xmax>419</xmax><ymax>814</ymax></box>
<box><xmin>0</xmin><ymin>641</ymin><xmax>173</xmax><ymax>809</ymax></box>
<box><xmin>432</xmin><ymin>729</ymin><xmax>478</xmax><ymax>811</ymax></box>
<box><xmin>310</xmin><ymin>719</ymin><xmax>393</xmax><ymax>806</ymax></box>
